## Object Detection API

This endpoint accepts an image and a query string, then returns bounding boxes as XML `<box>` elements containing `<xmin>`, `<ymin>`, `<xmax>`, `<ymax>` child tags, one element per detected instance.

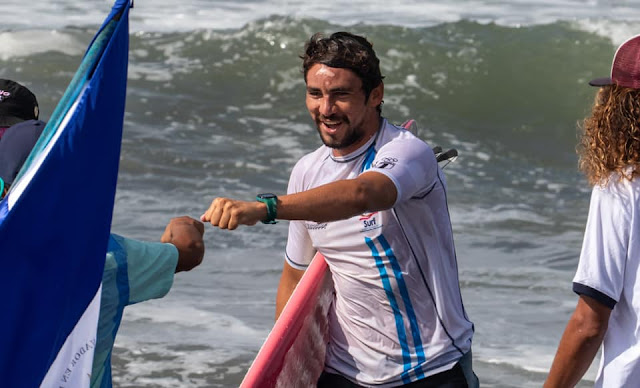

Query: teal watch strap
<box><xmin>256</xmin><ymin>194</ymin><xmax>278</xmax><ymax>224</ymax></box>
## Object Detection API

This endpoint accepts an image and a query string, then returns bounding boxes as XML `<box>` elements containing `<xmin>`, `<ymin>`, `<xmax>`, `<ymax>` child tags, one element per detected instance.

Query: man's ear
<box><xmin>368</xmin><ymin>83</ymin><xmax>384</xmax><ymax>107</ymax></box>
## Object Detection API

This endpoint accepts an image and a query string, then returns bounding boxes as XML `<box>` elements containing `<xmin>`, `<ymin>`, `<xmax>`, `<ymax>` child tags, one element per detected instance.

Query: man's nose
<box><xmin>319</xmin><ymin>96</ymin><xmax>335</xmax><ymax>116</ymax></box>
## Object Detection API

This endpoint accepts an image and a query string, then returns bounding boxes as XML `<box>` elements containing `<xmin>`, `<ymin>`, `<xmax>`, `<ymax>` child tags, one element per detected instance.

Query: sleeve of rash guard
<box><xmin>284</xmin><ymin>159</ymin><xmax>317</xmax><ymax>270</ymax></box>
<box><xmin>116</xmin><ymin>234</ymin><xmax>179</xmax><ymax>305</ymax></box>
<box><xmin>367</xmin><ymin>137</ymin><xmax>438</xmax><ymax>207</ymax></box>
<box><xmin>572</xmin><ymin>184</ymin><xmax>631</xmax><ymax>309</ymax></box>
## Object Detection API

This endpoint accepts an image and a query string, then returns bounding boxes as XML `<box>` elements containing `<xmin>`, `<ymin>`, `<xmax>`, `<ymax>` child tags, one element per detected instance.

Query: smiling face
<box><xmin>305</xmin><ymin>64</ymin><xmax>383</xmax><ymax>156</ymax></box>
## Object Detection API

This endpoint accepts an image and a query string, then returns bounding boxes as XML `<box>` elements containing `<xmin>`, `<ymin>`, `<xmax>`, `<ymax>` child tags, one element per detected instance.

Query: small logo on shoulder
<box><xmin>373</xmin><ymin>157</ymin><xmax>397</xmax><ymax>169</ymax></box>
<box><xmin>359</xmin><ymin>212</ymin><xmax>382</xmax><ymax>232</ymax></box>
<box><xmin>306</xmin><ymin>222</ymin><xmax>327</xmax><ymax>230</ymax></box>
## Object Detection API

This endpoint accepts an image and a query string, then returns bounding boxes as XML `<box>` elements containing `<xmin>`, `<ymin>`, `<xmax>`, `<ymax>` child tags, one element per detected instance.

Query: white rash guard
<box><xmin>285</xmin><ymin>118</ymin><xmax>474</xmax><ymax>386</ymax></box>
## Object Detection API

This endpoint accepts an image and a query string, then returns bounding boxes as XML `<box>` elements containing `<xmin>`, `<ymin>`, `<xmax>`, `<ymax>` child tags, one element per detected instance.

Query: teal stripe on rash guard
<box><xmin>102</xmin><ymin>235</ymin><xmax>130</xmax><ymax>387</ymax></box>
<box><xmin>108</xmin><ymin>236</ymin><xmax>130</xmax><ymax>334</ymax></box>
<box><xmin>365</xmin><ymin>237</ymin><xmax>412</xmax><ymax>384</ymax></box>
<box><xmin>360</xmin><ymin>143</ymin><xmax>377</xmax><ymax>173</ymax></box>
<box><xmin>378</xmin><ymin>235</ymin><xmax>427</xmax><ymax>380</ymax></box>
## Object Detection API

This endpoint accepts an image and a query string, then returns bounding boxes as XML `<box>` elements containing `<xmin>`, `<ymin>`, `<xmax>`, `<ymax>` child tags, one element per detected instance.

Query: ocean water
<box><xmin>3</xmin><ymin>1</ymin><xmax>640</xmax><ymax>387</ymax></box>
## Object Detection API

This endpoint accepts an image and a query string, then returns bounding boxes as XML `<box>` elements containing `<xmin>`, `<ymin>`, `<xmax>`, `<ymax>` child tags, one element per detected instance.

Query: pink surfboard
<box><xmin>240</xmin><ymin>253</ymin><xmax>333</xmax><ymax>388</ymax></box>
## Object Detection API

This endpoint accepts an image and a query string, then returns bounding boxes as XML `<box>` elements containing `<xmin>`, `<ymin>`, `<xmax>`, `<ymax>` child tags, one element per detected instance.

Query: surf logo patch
<box><xmin>359</xmin><ymin>212</ymin><xmax>382</xmax><ymax>232</ymax></box>
<box><xmin>372</xmin><ymin>157</ymin><xmax>397</xmax><ymax>169</ymax></box>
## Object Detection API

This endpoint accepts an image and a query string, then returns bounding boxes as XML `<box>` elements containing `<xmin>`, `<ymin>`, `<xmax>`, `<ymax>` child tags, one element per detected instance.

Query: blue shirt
<box><xmin>90</xmin><ymin>234</ymin><xmax>178</xmax><ymax>388</ymax></box>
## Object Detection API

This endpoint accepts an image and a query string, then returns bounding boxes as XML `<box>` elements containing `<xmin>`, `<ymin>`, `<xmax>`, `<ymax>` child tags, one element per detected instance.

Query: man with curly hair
<box><xmin>545</xmin><ymin>34</ymin><xmax>640</xmax><ymax>388</ymax></box>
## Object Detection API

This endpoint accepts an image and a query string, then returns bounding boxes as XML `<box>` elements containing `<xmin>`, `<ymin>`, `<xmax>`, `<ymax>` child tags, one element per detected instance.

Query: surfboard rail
<box><xmin>241</xmin><ymin>253</ymin><xmax>332</xmax><ymax>388</ymax></box>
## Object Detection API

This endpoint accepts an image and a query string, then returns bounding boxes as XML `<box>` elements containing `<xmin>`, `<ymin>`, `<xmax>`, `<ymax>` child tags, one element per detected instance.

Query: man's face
<box><xmin>305</xmin><ymin>64</ymin><xmax>383</xmax><ymax>156</ymax></box>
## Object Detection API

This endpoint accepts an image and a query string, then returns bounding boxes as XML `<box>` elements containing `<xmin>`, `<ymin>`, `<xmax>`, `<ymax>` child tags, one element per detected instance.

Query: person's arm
<box><xmin>544</xmin><ymin>295</ymin><xmax>612</xmax><ymax>388</ymax></box>
<box><xmin>160</xmin><ymin>216</ymin><xmax>205</xmax><ymax>272</ymax></box>
<box><xmin>275</xmin><ymin>260</ymin><xmax>306</xmax><ymax>320</ymax></box>
<box><xmin>201</xmin><ymin>171</ymin><xmax>396</xmax><ymax>229</ymax></box>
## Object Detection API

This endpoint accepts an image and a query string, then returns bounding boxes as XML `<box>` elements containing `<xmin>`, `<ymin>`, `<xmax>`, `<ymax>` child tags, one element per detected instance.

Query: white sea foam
<box><xmin>122</xmin><ymin>301</ymin><xmax>266</xmax><ymax>341</ymax></box>
<box><xmin>573</xmin><ymin>19</ymin><xmax>640</xmax><ymax>45</ymax></box>
<box><xmin>4</xmin><ymin>0</ymin><xmax>640</xmax><ymax>37</ymax></box>
<box><xmin>482</xmin><ymin>346</ymin><xmax>598</xmax><ymax>383</ymax></box>
<box><xmin>1</xmin><ymin>0</ymin><xmax>638</xmax><ymax>63</ymax></box>
<box><xmin>0</xmin><ymin>30</ymin><xmax>85</xmax><ymax>60</ymax></box>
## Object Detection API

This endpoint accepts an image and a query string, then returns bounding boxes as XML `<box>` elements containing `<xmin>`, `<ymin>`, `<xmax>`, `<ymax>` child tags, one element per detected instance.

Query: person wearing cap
<box><xmin>0</xmin><ymin>79</ymin><xmax>45</xmax><ymax>196</ymax></box>
<box><xmin>0</xmin><ymin>79</ymin><xmax>40</xmax><ymax>140</ymax></box>
<box><xmin>0</xmin><ymin>79</ymin><xmax>206</xmax><ymax>388</ymax></box>
<box><xmin>545</xmin><ymin>34</ymin><xmax>640</xmax><ymax>388</ymax></box>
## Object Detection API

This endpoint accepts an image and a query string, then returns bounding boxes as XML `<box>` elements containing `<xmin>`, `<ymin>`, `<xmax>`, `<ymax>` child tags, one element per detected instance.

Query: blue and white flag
<box><xmin>0</xmin><ymin>0</ymin><xmax>131</xmax><ymax>386</ymax></box>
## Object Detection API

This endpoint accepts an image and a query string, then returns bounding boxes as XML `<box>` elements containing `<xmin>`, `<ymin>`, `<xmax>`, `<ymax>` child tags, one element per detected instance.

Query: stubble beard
<box><xmin>315</xmin><ymin>115</ymin><xmax>365</xmax><ymax>150</ymax></box>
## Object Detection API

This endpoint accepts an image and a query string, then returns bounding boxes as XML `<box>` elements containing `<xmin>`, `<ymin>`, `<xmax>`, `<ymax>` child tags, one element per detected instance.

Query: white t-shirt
<box><xmin>573</xmin><ymin>173</ymin><xmax>640</xmax><ymax>388</ymax></box>
<box><xmin>286</xmin><ymin>119</ymin><xmax>474</xmax><ymax>387</ymax></box>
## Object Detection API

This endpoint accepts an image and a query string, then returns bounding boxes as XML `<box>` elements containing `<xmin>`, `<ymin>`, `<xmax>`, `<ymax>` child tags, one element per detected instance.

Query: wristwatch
<box><xmin>256</xmin><ymin>193</ymin><xmax>278</xmax><ymax>224</ymax></box>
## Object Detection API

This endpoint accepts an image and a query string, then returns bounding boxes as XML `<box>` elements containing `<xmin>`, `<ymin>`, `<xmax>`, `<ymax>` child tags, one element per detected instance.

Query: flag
<box><xmin>0</xmin><ymin>0</ymin><xmax>132</xmax><ymax>386</ymax></box>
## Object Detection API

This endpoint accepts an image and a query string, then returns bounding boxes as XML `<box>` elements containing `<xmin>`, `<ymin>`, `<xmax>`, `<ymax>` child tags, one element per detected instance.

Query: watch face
<box><xmin>258</xmin><ymin>193</ymin><xmax>277</xmax><ymax>199</ymax></box>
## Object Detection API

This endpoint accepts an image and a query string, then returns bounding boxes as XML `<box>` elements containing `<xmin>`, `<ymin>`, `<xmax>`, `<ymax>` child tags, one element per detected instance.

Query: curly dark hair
<box><xmin>301</xmin><ymin>32</ymin><xmax>384</xmax><ymax>112</ymax></box>
<box><xmin>578</xmin><ymin>84</ymin><xmax>640</xmax><ymax>185</ymax></box>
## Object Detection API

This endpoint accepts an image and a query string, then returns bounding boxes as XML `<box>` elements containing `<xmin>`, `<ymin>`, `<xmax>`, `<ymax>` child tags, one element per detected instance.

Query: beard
<box><xmin>315</xmin><ymin>114</ymin><xmax>366</xmax><ymax>150</ymax></box>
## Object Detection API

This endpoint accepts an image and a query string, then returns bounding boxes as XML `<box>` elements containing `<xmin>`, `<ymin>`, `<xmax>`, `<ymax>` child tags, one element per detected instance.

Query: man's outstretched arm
<box><xmin>201</xmin><ymin>171</ymin><xmax>396</xmax><ymax>229</ymax></box>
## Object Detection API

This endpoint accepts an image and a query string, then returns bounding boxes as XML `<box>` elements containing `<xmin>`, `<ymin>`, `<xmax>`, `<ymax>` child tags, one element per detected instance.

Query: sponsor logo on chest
<box><xmin>304</xmin><ymin>213</ymin><xmax>384</xmax><ymax>234</ymax></box>
<box><xmin>359</xmin><ymin>212</ymin><xmax>382</xmax><ymax>232</ymax></box>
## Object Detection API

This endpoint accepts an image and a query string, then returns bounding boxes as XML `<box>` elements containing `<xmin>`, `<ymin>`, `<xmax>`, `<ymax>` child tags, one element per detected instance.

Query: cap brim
<box><xmin>589</xmin><ymin>77</ymin><xmax>614</xmax><ymax>87</ymax></box>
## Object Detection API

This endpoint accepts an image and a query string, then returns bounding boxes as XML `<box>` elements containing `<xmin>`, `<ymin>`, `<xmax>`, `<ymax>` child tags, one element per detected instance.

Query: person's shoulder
<box><xmin>380</xmin><ymin>119</ymin><xmax>425</xmax><ymax>143</ymax></box>
<box><xmin>592</xmin><ymin>170</ymin><xmax>640</xmax><ymax>208</ymax></box>
<box><xmin>0</xmin><ymin>119</ymin><xmax>45</xmax><ymax>144</ymax></box>
<box><xmin>598</xmin><ymin>169</ymin><xmax>640</xmax><ymax>191</ymax></box>
<box><xmin>8</xmin><ymin>119</ymin><xmax>45</xmax><ymax>129</ymax></box>
<box><xmin>4</xmin><ymin>119</ymin><xmax>45</xmax><ymax>136</ymax></box>
<box><xmin>378</xmin><ymin>119</ymin><xmax>434</xmax><ymax>156</ymax></box>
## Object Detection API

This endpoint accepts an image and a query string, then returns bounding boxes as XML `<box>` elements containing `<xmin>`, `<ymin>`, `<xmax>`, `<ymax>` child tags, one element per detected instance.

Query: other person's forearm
<box><xmin>545</xmin><ymin>296</ymin><xmax>610</xmax><ymax>388</ymax></box>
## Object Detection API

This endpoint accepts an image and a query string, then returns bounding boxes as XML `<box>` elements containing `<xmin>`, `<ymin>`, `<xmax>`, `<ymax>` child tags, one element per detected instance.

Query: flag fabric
<box><xmin>0</xmin><ymin>0</ymin><xmax>131</xmax><ymax>386</ymax></box>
